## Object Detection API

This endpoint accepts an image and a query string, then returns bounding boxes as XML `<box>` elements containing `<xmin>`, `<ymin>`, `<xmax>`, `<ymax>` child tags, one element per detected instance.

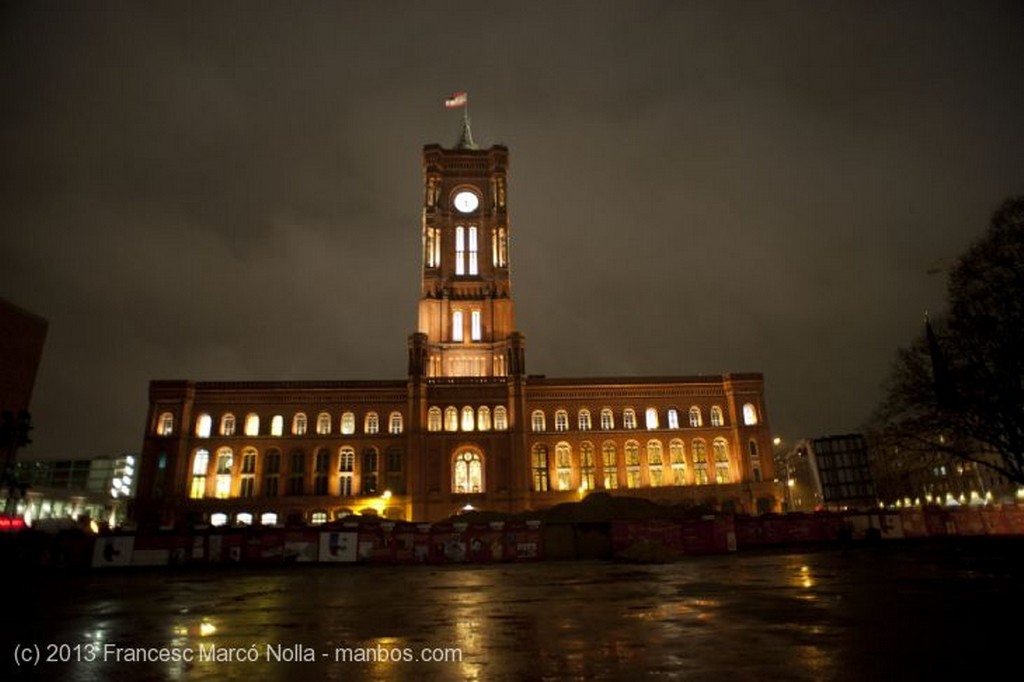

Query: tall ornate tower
<box><xmin>412</xmin><ymin>126</ymin><xmax>523</xmax><ymax>379</ymax></box>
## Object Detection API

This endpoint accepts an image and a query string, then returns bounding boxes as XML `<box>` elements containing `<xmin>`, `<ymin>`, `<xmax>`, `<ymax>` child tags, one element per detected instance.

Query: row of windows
<box><xmin>451</xmin><ymin>309</ymin><xmax>483</xmax><ymax>342</ymax></box>
<box><xmin>427</xmin><ymin>406</ymin><xmax>509</xmax><ymax>432</ymax></box>
<box><xmin>157</xmin><ymin>411</ymin><xmax>405</xmax><ymax>438</ymax></box>
<box><xmin>424</xmin><ymin>226</ymin><xmax>508</xmax><ymax>271</ymax></box>
<box><xmin>528</xmin><ymin>404</ymin><xmax>758</xmax><ymax>432</ymax></box>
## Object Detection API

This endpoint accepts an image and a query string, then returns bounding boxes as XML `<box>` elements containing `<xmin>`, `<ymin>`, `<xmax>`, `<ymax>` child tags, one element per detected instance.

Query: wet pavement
<box><xmin>3</xmin><ymin>538</ymin><xmax>1020</xmax><ymax>681</ymax></box>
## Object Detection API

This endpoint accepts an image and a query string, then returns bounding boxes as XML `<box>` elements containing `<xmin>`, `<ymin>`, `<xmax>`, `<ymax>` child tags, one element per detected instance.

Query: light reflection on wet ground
<box><xmin>3</xmin><ymin>538</ymin><xmax>1020</xmax><ymax>681</ymax></box>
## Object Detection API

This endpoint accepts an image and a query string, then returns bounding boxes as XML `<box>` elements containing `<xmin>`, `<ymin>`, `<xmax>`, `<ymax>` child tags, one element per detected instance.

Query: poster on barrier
<box><xmin>91</xmin><ymin>535</ymin><xmax>134</xmax><ymax>568</ymax></box>
<box><xmin>318</xmin><ymin>531</ymin><xmax>358</xmax><ymax>562</ymax></box>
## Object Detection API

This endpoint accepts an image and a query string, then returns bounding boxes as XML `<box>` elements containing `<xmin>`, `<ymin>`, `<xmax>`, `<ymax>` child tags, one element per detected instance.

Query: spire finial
<box><xmin>443</xmin><ymin>91</ymin><xmax>476</xmax><ymax>150</ymax></box>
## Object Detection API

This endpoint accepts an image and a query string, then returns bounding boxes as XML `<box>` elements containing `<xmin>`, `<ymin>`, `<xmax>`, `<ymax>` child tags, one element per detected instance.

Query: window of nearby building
<box><xmin>428</xmin><ymin>407</ymin><xmax>442</xmax><ymax>432</ymax></box>
<box><xmin>244</xmin><ymin>413</ymin><xmax>260</xmax><ymax>436</ymax></box>
<box><xmin>580</xmin><ymin>442</ymin><xmax>595</xmax><ymax>490</ymax></box>
<box><xmin>647</xmin><ymin>440</ymin><xmax>664</xmax><ymax>486</ymax></box>
<box><xmin>623</xmin><ymin>408</ymin><xmax>637</xmax><ymax>430</ymax></box>
<box><xmin>670</xmin><ymin>439</ymin><xmax>686</xmax><ymax>485</ymax></box>
<box><xmin>341</xmin><ymin>411</ymin><xmax>355</xmax><ymax>435</ymax></box>
<box><xmin>667</xmin><ymin>409</ymin><xmax>679</xmax><ymax>430</ymax></box>
<box><xmin>260</xmin><ymin>512</ymin><xmax>278</xmax><ymax>526</ymax></box>
<box><xmin>263</xmin><ymin>449</ymin><xmax>280</xmax><ymax>497</ymax></box>
<box><xmin>531</xmin><ymin>445</ymin><xmax>549</xmax><ymax>492</ymax></box>
<box><xmin>339</xmin><ymin>446</ymin><xmax>354</xmax><ymax>497</ymax></box>
<box><xmin>365</xmin><ymin>412</ymin><xmax>379</xmax><ymax>435</ymax></box>
<box><xmin>362</xmin><ymin>448</ymin><xmax>378</xmax><ymax>495</ymax></box>
<box><xmin>220</xmin><ymin>413</ymin><xmax>236</xmax><ymax>436</ymax></box>
<box><xmin>477</xmin><ymin>406</ymin><xmax>491</xmax><ymax>431</ymax></box>
<box><xmin>689</xmin><ymin>406</ymin><xmax>702</xmax><ymax>428</ymax></box>
<box><xmin>196</xmin><ymin>414</ymin><xmax>212</xmax><ymax>439</ymax></box>
<box><xmin>743</xmin><ymin>403</ymin><xmax>759</xmax><ymax>426</ymax></box>
<box><xmin>389</xmin><ymin>411</ymin><xmax>403</xmax><ymax>435</ymax></box>
<box><xmin>602</xmin><ymin>441</ymin><xmax>618</xmax><ymax>489</ymax></box>
<box><xmin>293</xmin><ymin>413</ymin><xmax>307</xmax><ymax>436</ymax></box>
<box><xmin>710</xmin><ymin>406</ymin><xmax>724</xmax><ymax>427</ymax></box>
<box><xmin>190</xmin><ymin>449</ymin><xmax>209</xmax><ymax>498</ymax></box>
<box><xmin>531</xmin><ymin>410</ymin><xmax>546</xmax><ymax>432</ymax></box>
<box><xmin>713</xmin><ymin>438</ymin><xmax>731</xmax><ymax>483</ymax></box>
<box><xmin>461</xmin><ymin>406</ymin><xmax>475</xmax><ymax>432</ymax></box>
<box><xmin>645</xmin><ymin>407</ymin><xmax>659</xmax><ymax>430</ymax></box>
<box><xmin>556</xmin><ymin>442</ymin><xmax>572</xmax><ymax>491</ymax></box>
<box><xmin>452</xmin><ymin>310</ymin><xmax>464</xmax><ymax>342</ymax></box>
<box><xmin>157</xmin><ymin>411</ymin><xmax>175</xmax><ymax>436</ymax></box>
<box><xmin>445</xmin><ymin>406</ymin><xmax>459</xmax><ymax>432</ymax></box>
<box><xmin>317</xmin><ymin>412</ymin><xmax>331</xmax><ymax>435</ymax></box>
<box><xmin>578</xmin><ymin>409</ymin><xmax>592</xmax><ymax>431</ymax></box>
<box><xmin>554</xmin><ymin>410</ymin><xmax>569</xmax><ymax>432</ymax></box>
<box><xmin>453</xmin><ymin>450</ymin><xmax>483</xmax><ymax>493</ymax></box>
<box><xmin>271</xmin><ymin>415</ymin><xmax>284</xmax><ymax>437</ymax></box>
<box><xmin>240</xmin><ymin>448</ymin><xmax>256</xmax><ymax>498</ymax></box>
<box><xmin>625</xmin><ymin>441</ymin><xmax>640</xmax><ymax>488</ymax></box>
<box><xmin>600</xmin><ymin>408</ymin><xmax>614</xmax><ymax>430</ymax></box>
<box><xmin>494</xmin><ymin>406</ymin><xmax>508</xmax><ymax>431</ymax></box>
<box><xmin>288</xmin><ymin>450</ymin><xmax>305</xmax><ymax>496</ymax></box>
<box><xmin>693</xmin><ymin>439</ymin><xmax>708</xmax><ymax>485</ymax></box>
<box><xmin>310</xmin><ymin>511</ymin><xmax>328</xmax><ymax>525</ymax></box>
<box><xmin>471</xmin><ymin>309</ymin><xmax>482</xmax><ymax>341</ymax></box>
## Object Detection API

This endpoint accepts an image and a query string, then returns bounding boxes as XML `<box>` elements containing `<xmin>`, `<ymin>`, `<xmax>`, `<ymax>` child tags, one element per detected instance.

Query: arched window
<box><xmin>452</xmin><ymin>310</ymin><xmax>464</xmax><ymax>342</ymax></box>
<box><xmin>689</xmin><ymin>406</ymin><xmax>703</xmax><ymax>428</ymax></box>
<box><xmin>240</xmin><ymin>448</ymin><xmax>257</xmax><ymax>498</ymax></box>
<box><xmin>263</xmin><ymin>449</ymin><xmax>281</xmax><ymax>497</ymax></box>
<box><xmin>389</xmin><ymin>411</ymin><xmax>403</xmax><ymax>435</ymax></box>
<box><xmin>453</xmin><ymin>450</ymin><xmax>484</xmax><ymax>493</ymax></box>
<box><xmin>215</xmin><ymin>446</ymin><xmax>233</xmax><ymax>499</ymax></box>
<box><xmin>645</xmin><ymin>407</ymin><xmax>659</xmax><ymax>430</ymax></box>
<box><xmin>623</xmin><ymin>408</ymin><xmax>637</xmax><ymax>430</ymax></box>
<box><xmin>743</xmin><ymin>403</ymin><xmax>759</xmax><ymax>426</ymax></box>
<box><xmin>494</xmin><ymin>406</ymin><xmax>508</xmax><ymax>431</ymax></box>
<box><xmin>555</xmin><ymin>442</ymin><xmax>573</xmax><ymax>491</ymax></box>
<box><xmin>362</xmin><ymin>448</ymin><xmax>378</xmax><ymax>495</ymax></box>
<box><xmin>444</xmin><ymin>406</ymin><xmax>459</xmax><ymax>432</ymax></box>
<box><xmin>428</xmin><ymin>407</ymin><xmax>443</xmax><ymax>432</ymax></box>
<box><xmin>190</xmin><ymin>449</ymin><xmax>209</xmax><ymax>498</ymax></box>
<box><xmin>220</xmin><ymin>413</ymin><xmax>236</xmax><ymax>436</ymax></box>
<box><xmin>338</xmin><ymin>446</ymin><xmax>355</xmax><ymax>496</ymax></box>
<box><xmin>600</xmin><ymin>408</ymin><xmax>614</xmax><ymax>430</ymax></box>
<box><xmin>364</xmin><ymin>412</ymin><xmax>379</xmax><ymax>435</ymax></box>
<box><xmin>625</xmin><ymin>441</ymin><xmax>640</xmax><ymax>488</ymax></box>
<box><xmin>195</xmin><ymin>414</ymin><xmax>212</xmax><ymax>439</ymax></box>
<box><xmin>647</xmin><ymin>440</ymin><xmax>664</xmax><ymax>486</ymax></box>
<box><xmin>244</xmin><ymin>413</ymin><xmax>260</xmax><ymax>437</ymax></box>
<box><xmin>157</xmin><ymin>412</ymin><xmax>175</xmax><ymax>436</ymax></box>
<box><xmin>288</xmin><ymin>449</ymin><xmax>306</xmax><ymax>496</ymax></box>
<box><xmin>341</xmin><ymin>411</ymin><xmax>355</xmax><ymax>435</ymax></box>
<box><xmin>477</xmin><ymin>406</ymin><xmax>491</xmax><ymax>431</ymax></box>
<box><xmin>710</xmin><ymin>406</ymin><xmax>724</xmax><ymax>427</ymax></box>
<box><xmin>602</xmin><ymin>441</ymin><xmax>618</xmax><ymax>489</ymax></box>
<box><xmin>317</xmin><ymin>412</ymin><xmax>332</xmax><ymax>435</ymax></box>
<box><xmin>531</xmin><ymin>410</ymin><xmax>546</xmax><ymax>432</ymax></box>
<box><xmin>292</xmin><ymin>413</ymin><xmax>308</xmax><ymax>436</ymax></box>
<box><xmin>580</xmin><ymin>442</ymin><xmax>595</xmax><ymax>490</ymax></box>
<box><xmin>271</xmin><ymin>415</ymin><xmax>284</xmax><ymax>437</ymax></box>
<box><xmin>713</xmin><ymin>438</ymin><xmax>731</xmax><ymax>483</ymax></box>
<box><xmin>667</xmin><ymin>408</ymin><xmax>679</xmax><ymax>430</ymax></box>
<box><xmin>692</xmin><ymin>439</ymin><xmax>709</xmax><ymax>485</ymax></box>
<box><xmin>554</xmin><ymin>409</ymin><xmax>569</xmax><ymax>432</ymax></box>
<box><xmin>748</xmin><ymin>439</ymin><xmax>762</xmax><ymax>483</ymax></box>
<box><xmin>578</xmin><ymin>409</ymin><xmax>592</xmax><ymax>431</ymax></box>
<box><xmin>531</xmin><ymin>445</ymin><xmax>549</xmax><ymax>492</ymax></box>
<box><xmin>458</xmin><ymin>406</ymin><xmax>473</xmax><ymax>432</ymax></box>
<box><xmin>669</xmin><ymin>439</ymin><xmax>686</xmax><ymax>485</ymax></box>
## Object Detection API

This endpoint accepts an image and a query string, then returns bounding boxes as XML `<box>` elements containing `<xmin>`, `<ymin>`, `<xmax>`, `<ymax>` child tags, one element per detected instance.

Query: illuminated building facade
<box><xmin>135</xmin><ymin>131</ymin><xmax>780</xmax><ymax>527</ymax></box>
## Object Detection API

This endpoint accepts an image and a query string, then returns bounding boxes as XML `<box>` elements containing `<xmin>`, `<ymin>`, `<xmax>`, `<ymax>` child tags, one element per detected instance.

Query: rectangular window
<box><xmin>468</xmin><ymin>226</ymin><xmax>478</xmax><ymax>275</ymax></box>
<box><xmin>455</xmin><ymin>226</ymin><xmax>465</xmax><ymax>275</ymax></box>
<box><xmin>471</xmin><ymin>310</ymin><xmax>482</xmax><ymax>341</ymax></box>
<box><xmin>339</xmin><ymin>475</ymin><xmax>353</xmax><ymax>496</ymax></box>
<box><xmin>452</xmin><ymin>311</ymin><xmax>463</xmax><ymax>342</ymax></box>
<box><xmin>263</xmin><ymin>476</ymin><xmax>278</xmax><ymax>497</ymax></box>
<box><xmin>240</xmin><ymin>476</ymin><xmax>255</xmax><ymax>498</ymax></box>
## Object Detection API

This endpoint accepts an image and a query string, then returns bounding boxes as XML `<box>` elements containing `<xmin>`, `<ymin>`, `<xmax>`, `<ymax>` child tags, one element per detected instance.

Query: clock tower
<box><xmin>411</xmin><ymin>130</ymin><xmax>523</xmax><ymax>379</ymax></box>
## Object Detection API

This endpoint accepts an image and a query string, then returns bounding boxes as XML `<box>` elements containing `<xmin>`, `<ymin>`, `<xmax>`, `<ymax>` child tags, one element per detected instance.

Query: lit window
<box><xmin>743</xmin><ymin>403</ymin><xmax>759</xmax><ymax>426</ymax></box>
<box><xmin>215</xmin><ymin>448</ymin><xmax>233</xmax><ymax>499</ymax></box>
<box><xmin>389</xmin><ymin>411</ymin><xmax>403</xmax><ymax>435</ymax></box>
<box><xmin>693</xmin><ymin>439</ymin><xmax>708</xmax><ymax>485</ymax></box>
<box><xmin>600</xmin><ymin>408</ymin><xmax>614</xmax><ymax>430</ymax></box>
<box><xmin>310</xmin><ymin>511</ymin><xmax>328</xmax><ymax>525</ymax></box>
<box><xmin>556</xmin><ymin>443</ymin><xmax>572</xmax><ymax>491</ymax></box>
<box><xmin>236</xmin><ymin>512</ymin><xmax>253</xmax><ymax>526</ymax></box>
<box><xmin>244</xmin><ymin>413</ymin><xmax>260</xmax><ymax>436</ymax></box>
<box><xmin>271</xmin><ymin>415</ymin><xmax>284</xmax><ymax>437</ymax></box>
<box><xmin>339</xmin><ymin>447</ymin><xmax>354</xmax><ymax>496</ymax></box>
<box><xmin>455</xmin><ymin>226</ymin><xmax>465</xmax><ymax>275</ymax></box>
<box><xmin>220</xmin><ymin>413</ymin><xmax>236</xmax><ymax>436</ymax></box>
<box><xmin>260</xmin><ymin>512</ymin><xmax>278</xmax><ymax>526</ymax></box>
<box><xmin>670</xmin><ymin>439</ymin><xmax>686</xmax><ymax>485</ymax></box>
<box><xmin>210</xmin><ymin>513</ymin><xmax>228</xmax><ymax>527</ymax></box>
<box><xmin>623</xmin><ymin>408</ymin><xmax>637</xmax><ymax>430</ymax></box>
<box><xmin>667</xmin><ymin>409</ymin><xmax>679</xmax><ymax>430</ymax></box>
<box><xmin>157</xmin><ymin>412</ymin><xmax>175</xmax><ymax>436</ymax></box>
<box><xmin>293</xmin><ymin>413</ymin><xmax>308</xmax><ymax>436</ymax></box>
<box><xmin>713</xmin><ymin>438</ymin><xmax>730</xmax><ymax>483</ymax></box>
<box><xmin>531</xmin><ymin>445</ymin><xmax>549</xmax><ymax>492</ymax></box>
<box><xmin>365</xmin><ymin>412</ymin><xmax>379</xmax><ymax>435</ymax></box>
<box><xmin>317</xmin><ymin>412</ymin><xmax>332</xmax><ymax>435</ymax></box>
<box><xmin>453</xmin><ymin>450</ymin><xmax>484</xmax><ymax>493</ymax></box>
<box><xmin>196</xmin><ymin>414</ymin><xmax>212</xmax><ymax>439</ymax></box>
<box><xmin>645</xmin><ymin>407</ymin><xmax>659</xmax><ymax>430</ymax></box>
<box><xmin>531</xmin><ymin>410</ymin><xmax>546</xmax><ymax>432</ymax></box>
<box><xmin>445</xmin><ymin>406</ymin><xmax>459</xmax><ymax>432</ymax></box>
<box><xmin>554</xmin><ymin>410</ymin><xmax>569</xmax><ymax>432</ymax></box>
<box><xmin>471</xmin><ymin>310</ymin><xmax>482</xmax><ymax>341</ymax></box>
<box><xmin>689</xmin><ymin>406</ymin><xmax>702</xmax><ymax>428</ymax></box>
<box><xmin>452</xmin><ymin>310</ymin><xmax>464</xmax><ymax>342</ymax></box>
<box><xmin>625</xmin><ymin>441</ymin><xmax>640</xmax><ymax>488</ymax></box>
<box><xmin>428</xmin><ymin>407</ymin><xmax>442</xmax><ymax>432</ymax></box>
<box><xmin>602</xmin><ymin>442</ymin><xmax>618</xmax><ymax>489</ymax></box>
<box><xmin>578</xmin><ymin>409</ymin><xmax>592</xmax><ymax>431</ymax></box>
<box><xmin>190</xmin><ymin>449</ymin><xmax>209</xmax><ymax>498</ymax></box>
<box><xmin>580</xmin><ymin>442</ymin><xmax>595</xmax><ymax>490</ymax></box>
<box><xmin>468</xmin><ymin>226</ymin><xmax>478</xmax><ymax>275</ymax></box>
<box><xmin>341</xmin><ymin>412</ymin><xmax>355</xmax><ymax>435</ymax></box>
<box><xmin>710</xmin><ymin>406</ymin><xmax>724</xmax><ymax>427</ymax></box>
<box><xmin>461</xmin><ymin>406</ymin><xmax>475</xmax><ymax>431</ymax></box>
<box><xmin>647</xmin><ymin>440</ymin><xmax>664</xmax><ymax>486</ymax></box>
<box><xmin>494</xmin><ymin>406</ymin><xmax>508</xmax><ymax>431</ymax></box>
<box><xmin>477</xmin><ymin>406</ymin><xmax>491</xmax><ymax>431</ymax></box>
<box><xmin>240</xmin><ymin>448</ymin><xmax>256</xmax><ymax>498</ymax></box>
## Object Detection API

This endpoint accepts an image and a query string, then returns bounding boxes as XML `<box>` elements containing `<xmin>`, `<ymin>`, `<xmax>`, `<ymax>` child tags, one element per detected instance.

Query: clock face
<box><xmin>453</xmin><ymin>190</ymin><xmax>479</xmax><ymax>213</ymax></box>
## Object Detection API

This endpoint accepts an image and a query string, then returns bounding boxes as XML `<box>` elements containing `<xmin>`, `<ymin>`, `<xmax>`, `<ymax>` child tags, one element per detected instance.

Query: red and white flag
<box><xmin>444</xmin><ymin>91</ymin><xmax>468</xmax><ymax>108</ymax></box>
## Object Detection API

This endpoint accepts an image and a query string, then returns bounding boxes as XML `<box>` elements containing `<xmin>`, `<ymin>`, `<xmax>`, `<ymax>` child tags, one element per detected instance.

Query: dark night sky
<box><xmin>3</xmin><ymin>1</ymin><xmax>1023</xmax><ymax>459</ymax></box>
